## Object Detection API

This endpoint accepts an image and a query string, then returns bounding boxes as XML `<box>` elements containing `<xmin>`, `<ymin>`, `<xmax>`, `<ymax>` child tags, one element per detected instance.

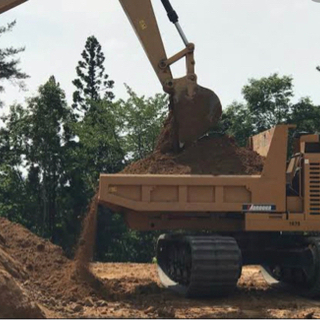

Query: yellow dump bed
<box><xmin>99</xmin><ymin>126</ymin><xmax>293</xmax><ymax>232</ymax></box>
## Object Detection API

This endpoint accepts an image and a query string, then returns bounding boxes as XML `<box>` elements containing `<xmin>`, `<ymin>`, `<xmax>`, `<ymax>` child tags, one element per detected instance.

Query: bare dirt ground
<box><xmin>19</xmin><ymin>264</ymin><xmax>320</xmax><ymax>319</ymax></box>
<box><xmin>76</xmin><ymin>264</ymin><xmax>320</xmax><ymax>319</ymax></box>
<box><xmin>2</xmin><ymin>217</ymin><xmax>320</xmax><ymax>319</ymax></box>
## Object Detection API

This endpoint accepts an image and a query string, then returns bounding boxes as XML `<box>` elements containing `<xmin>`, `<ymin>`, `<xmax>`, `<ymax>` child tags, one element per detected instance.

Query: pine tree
<box><xmin>0</xmin><ymin>21</ymin><xmax>29</xmax><ymax>106</ymax></box>
<box><xmin>24</xmin><ymin>76</ymin><xmax>73</xmax><ymax>240</ymax></box>
<box><xmin>72</xmin><ymin>36</ymin><xmax>115</xmax><ymax>114</ymax></box>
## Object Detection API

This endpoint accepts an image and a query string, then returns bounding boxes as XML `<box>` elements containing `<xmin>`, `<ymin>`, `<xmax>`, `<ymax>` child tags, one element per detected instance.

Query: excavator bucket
<box><xmin>172</xmin><ymin>82</ymin><xmax>222</xmax><ymax>146</ymax></box>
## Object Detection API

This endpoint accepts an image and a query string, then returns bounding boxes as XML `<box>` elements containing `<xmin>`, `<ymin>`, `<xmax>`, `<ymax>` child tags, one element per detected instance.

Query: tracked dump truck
<box><xmin>2</xmin><ymin>0</ymin><xmax>320</xmax><ymax>299</ymax></box>
<box><xmin>99</xmin><ymin>126</ymin><xmax>320</xmax><ymax>298</ymax></box>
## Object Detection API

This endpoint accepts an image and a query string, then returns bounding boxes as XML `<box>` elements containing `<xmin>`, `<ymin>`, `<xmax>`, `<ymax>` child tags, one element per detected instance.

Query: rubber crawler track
<box><xmin>261</xmin><ymin>237</ymin><xmax>320</xmax><ymax>298</ymax></box>
<box><xmin>305</xmin><ymin>237</ymin><xmax>320</xmax><ymax>297</ymax></box>
<box><xmin>157</xmin><ymin>235</ymin><xmax>242</xmax><ymax>298</ymax></box>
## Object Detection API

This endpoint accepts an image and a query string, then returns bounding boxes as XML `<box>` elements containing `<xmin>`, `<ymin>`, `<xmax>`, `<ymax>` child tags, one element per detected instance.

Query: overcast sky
<box><xmin>1</xmin><ymin>0</ymin><xmax>320</xmax><ymax>113</ymax></box>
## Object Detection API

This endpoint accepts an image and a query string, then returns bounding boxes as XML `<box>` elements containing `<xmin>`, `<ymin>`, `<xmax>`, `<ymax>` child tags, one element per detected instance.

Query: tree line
<box><xmin>0</xmin><ymin>22</ymin><xmax>319</xmax><ymax>262</ymax></box>
<box><xmin>219</xmin><ymin>73</ymin><xmax>320</xmax><ymax>147</ymax></box>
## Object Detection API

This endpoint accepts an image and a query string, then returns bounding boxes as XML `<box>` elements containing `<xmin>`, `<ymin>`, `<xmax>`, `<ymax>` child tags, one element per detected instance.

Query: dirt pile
<box><xmin>123</xmin><ymin>134</ymin><xmax>264</xmax><ymax>175</ymax></box>
<box><xmin>0</xmin><ymin>209</ymin><xmax>130</xmax><ymax>318</ymax></box>
<box><xmin>0</xmin><ymin>244</ymin><xmax>28</xmax><ymax>280</ymax></box>
<box><xmin>0</xmin><ymin>231</ymin><xmax>45</xmax><ymax>318</ymax></box>
<box><xmin>0</xmin><ymin>217</ymin><xmax>103</xmax><ymax>305</ymax></box>
<box><xmin>0</xmin><ymin>268</ymin><xmax>45</xmax><ymax>318</ymax></box>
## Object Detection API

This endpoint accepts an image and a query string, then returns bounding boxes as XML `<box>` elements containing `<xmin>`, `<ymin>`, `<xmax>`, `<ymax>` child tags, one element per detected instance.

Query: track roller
<box><xmin>261</xmin><ymin>237</ymin><xmax>320</xmax><ymax>298</ymax></box>
<box><xmin>157</xmin><ymin>234</ymin><xmax>242</xmax><ymax>298</ymax></box>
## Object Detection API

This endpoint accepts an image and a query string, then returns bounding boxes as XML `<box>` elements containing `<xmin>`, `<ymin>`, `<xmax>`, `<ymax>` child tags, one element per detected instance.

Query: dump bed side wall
<box><xmin>99</xmin><ymin>174</ymin><xmax>285</xmax><ymax>213</ymax></box>
<box><xmin>251</xmin><ymin>127</ymin><xmax>275</xmax><ymax>157</ymax></box>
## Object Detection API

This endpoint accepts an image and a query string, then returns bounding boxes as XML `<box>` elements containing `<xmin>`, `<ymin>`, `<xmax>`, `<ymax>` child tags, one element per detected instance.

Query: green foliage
<box><xmin>242</xmin><ymin>73</ymin><xmax>293</xmax><ymax>132</ymax></box>
<box><xmin>95</xmin><ymin>208</ymin><xmax>160</xmax><ymax>263</ymax></box>
<box><xmin>118</xmin><ymin>85</ymin><xmax>168</xmax><ymax>161</ymax></box>
<box><xmin>222</xmin><ymin>73</ymin><xmax>320</xmax><ymax>147</ymax></box>
<box><xmin>72</xmin><ymin>36</ymin><xmax>115</xmax><ymax>114</ymax></box>
<box><xmin>0</xmin><ymin>44</ymin><xmax>166</xmax><ymax>261</ymax></box>
<box><xmin>73</xmin><ymin>100</ymin><xmax>125</xmax><ymax>180</ymax></box>
<box><xmin>1</xmin><ymin>76</ymin><xmax>75</xmax><ymax>240</ymax></box>
<box><xmin>0</xmin><ymin>21</ymin><xmax>28</xmax><ymax>106</ymax></box>
<box><xmin>219</xmin><ymin>102</ymin><xmax>255</xmax><ymax>147</ymax></box>
<box><xmin>0</xmin><ymin>75</ymin><xmax>127</xmax><ymax>253</ymax></box>
<box><xmin>289</xmin><ymin>97</ymin><xmax>320</xmax><ymax>133</ymax></box>
<box><xmin>0</xmin><ymin>31</ymin><xmax>166</xmax><ymax>262</ymax></box>
<box><xmin>0</xmin><ymin>164</ymin><xmax>27</xmax><ymax>225</ymax></box>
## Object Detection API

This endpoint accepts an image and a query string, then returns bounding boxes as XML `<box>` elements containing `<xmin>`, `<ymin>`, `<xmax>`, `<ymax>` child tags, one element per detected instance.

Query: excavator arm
<box><xmin>119</xmin><ymin>0</ymin><xmax>195</xmax><ymax>95</ymax></box>
<box><xmin>119</xmin><ymin>0</ymin><xmax>173</xmax><ymax>89</ymax></box>
<box><xmin>0</xmin><ymin>0</ymin><xmax>26</xmax><ymax>14</ymax></box>
<box><xmin>120</xmin><ymin>0</ymin><xmax>222</xmax><ymax>146</ymax></box>
<box><xmin>0</xmin><ymin>0</ymin><xmax>222</xmax><ymax>146</ymax></box>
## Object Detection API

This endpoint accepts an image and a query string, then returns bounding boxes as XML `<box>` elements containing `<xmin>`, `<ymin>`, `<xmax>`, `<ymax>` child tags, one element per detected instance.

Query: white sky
<box><xmin>0</xmin><ymin>0</ymin><xmax>320</xmax><ymax>114</ymax></box>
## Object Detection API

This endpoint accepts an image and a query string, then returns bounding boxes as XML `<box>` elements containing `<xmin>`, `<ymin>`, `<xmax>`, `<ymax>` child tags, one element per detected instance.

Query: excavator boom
<box><xmin>119</xmin><ymin>0</ymin><xmax>173</xmax><ymax>86</ymax></box>
<box><xmin>0</xmin><ymin>0</ymin><xmax>26</xmax><ymax>14</ymax></box>
<box><xmin>0</xmin><ymin>0</ymin><xmax>222</xmax><ymax>146</ymax></box>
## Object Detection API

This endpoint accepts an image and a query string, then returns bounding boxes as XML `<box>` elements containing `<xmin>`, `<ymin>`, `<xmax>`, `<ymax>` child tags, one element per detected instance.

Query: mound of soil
<box><xmin>0</xmin><ymin>268</ymin><xmax>45</xmax><ymax>319</ymax></box>
<box><xmin>0</xmin><ymin>217</ymin><xmax>104</xmax><ymax>305</ymax></box>
<box><xmin>123</xmin><ymin>135</ymin><xmax>264</xmax><ymax>175</ymax></box>
<box><xmin>0</xmin><ymin>232</ymin><xmax>44</xmax><ymax>318</ymax></box>
<box><xmin>0</xmin><ymin>245</ymin><xmax>28</xmax><ymax>280</ymax></box>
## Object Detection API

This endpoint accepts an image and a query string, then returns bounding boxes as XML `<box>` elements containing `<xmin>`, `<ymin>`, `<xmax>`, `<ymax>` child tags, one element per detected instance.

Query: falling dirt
<box><xmin>74</xmin><ymin>193</ymin><xmax>98</xmax><ymax>278</ymax></box>
<box><xmin>155</xmin><ymin>110</ymin><xmax>179</xmax><ymax>154</ymax></box>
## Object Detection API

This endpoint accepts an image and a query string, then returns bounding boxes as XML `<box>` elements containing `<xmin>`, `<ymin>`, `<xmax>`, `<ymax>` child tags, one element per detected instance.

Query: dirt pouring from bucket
<box><xmin>123</xmin><ymin>113</ymin><xmax>264</xmax><ymax>175</ymax></box>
